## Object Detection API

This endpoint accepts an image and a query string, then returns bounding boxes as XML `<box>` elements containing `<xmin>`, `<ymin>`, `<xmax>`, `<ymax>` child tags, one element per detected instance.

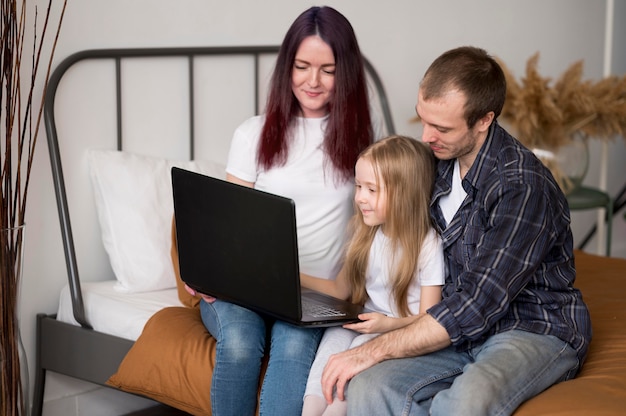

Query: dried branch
<box><xmin>1</xmin><ymin>1</ymin><xmax>67</xmax><ymax>415</ymax></box>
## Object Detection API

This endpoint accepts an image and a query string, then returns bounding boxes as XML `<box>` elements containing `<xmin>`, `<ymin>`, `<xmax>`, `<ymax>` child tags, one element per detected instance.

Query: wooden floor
<box><xmin>122</xmin><ymin>404</ymin><xmax>191</xmax><ymax>416</ymax></box>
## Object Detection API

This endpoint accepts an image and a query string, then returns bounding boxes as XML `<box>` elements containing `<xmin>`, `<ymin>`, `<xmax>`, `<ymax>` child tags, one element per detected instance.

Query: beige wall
<box><xmin>20</xmin><ymin>1</ymin><xmax>626</xmax><ymax>414</ymax></box>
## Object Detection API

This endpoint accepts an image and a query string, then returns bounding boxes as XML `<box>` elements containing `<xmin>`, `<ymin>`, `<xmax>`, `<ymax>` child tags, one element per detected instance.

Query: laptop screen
<box><xmin>172</xmin><ymin>167</ymin><xmax>303</xmax><ymax>320</ymax></box>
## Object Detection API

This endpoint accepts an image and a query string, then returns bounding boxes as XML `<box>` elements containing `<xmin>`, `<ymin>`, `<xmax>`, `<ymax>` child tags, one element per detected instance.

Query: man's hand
<box><xmin>321</xmin><ymin>343</ymin><xmax>381</xmax><ymax>402</ymax></box>
<box><xmin>321</xmin><ymin>313</ymin><xmax>451</xmax><ymax>403</ymax></box>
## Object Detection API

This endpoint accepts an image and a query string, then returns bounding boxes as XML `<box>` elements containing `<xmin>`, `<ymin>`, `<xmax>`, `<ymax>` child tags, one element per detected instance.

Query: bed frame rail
<box><xmin>43</xmin><ymin>45</ymin><xmax>395</xmax><ymax>329</ymax></box>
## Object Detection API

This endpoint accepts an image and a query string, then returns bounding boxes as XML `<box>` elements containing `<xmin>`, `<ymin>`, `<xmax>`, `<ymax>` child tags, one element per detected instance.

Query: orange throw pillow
<box><xmin>107</xmin><ymin>306</ymin><xmax>215</xmax><ymax>415</ymax></box>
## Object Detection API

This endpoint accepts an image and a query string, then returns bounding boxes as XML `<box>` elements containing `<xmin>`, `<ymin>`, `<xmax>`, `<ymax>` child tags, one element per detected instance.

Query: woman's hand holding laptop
<box><xmin>184</xmin><ymin>283</ymin><xmax>216</xmax><ymax>303</ymax></box>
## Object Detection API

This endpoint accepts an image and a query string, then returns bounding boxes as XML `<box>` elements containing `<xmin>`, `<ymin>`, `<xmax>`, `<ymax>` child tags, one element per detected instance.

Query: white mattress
<box><xmin>56</xmin><ymin>280</ymin><xmax>183</xmax><ymax>341</ymax></box>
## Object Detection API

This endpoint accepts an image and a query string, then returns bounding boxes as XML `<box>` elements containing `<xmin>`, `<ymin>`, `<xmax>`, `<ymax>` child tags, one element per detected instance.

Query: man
<box><xmin>321</xmin><ymin>46</ymin><xmax>592</xmax><ymax>415</ymax></box>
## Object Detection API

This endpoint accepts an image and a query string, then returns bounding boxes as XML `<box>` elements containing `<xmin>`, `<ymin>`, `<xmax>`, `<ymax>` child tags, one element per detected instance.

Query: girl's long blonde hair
<box><xmin>344</xmin><ymin>135</ymin><xmax>436</xmax><ymax>317</ymax></box>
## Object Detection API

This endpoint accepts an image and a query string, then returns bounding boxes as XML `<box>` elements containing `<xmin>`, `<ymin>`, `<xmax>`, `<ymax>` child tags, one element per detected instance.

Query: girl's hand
<box><xmin>342</xmin><ymin>312</ymin><xmax>393</xmax><ymax>334</ymax></box>
<box><xmin>184</xmin><ymin>283</ymin><xmax>217</xmax><ymax>303</ymax></box>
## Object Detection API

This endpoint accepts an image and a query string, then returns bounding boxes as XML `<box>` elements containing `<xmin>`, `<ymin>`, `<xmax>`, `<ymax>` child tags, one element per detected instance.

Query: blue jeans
<box><xmin>200</xmin><ymin>299</ymin><xmax>323</xmax><ymax>416</ymax></box>
<box><xmin>347</xmin><ymin>330</ymin><xmax>579</xmax><ymax>416</ymax></box>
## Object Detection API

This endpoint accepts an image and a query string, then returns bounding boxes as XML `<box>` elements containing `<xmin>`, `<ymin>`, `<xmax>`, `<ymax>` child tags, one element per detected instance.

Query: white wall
<box><xmin>18</xmin><ymin>0</ymin><xmax>626</xmax><ymax>414</ymax></box>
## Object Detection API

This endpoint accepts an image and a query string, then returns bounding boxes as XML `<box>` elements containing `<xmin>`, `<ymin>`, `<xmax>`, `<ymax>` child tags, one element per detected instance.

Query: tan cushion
<box><xmin>514</xmin><ymin>250</ymin><xmax>626</xmax><ymax>414</ymax></box>
<box><xmin>108</xmin><ymin>221</ymin><xmax>267</xmax><ymax>415</ymax></box>
<box><xmin>107</xmin><ymin>306</ymin><xmax>215</xmax><ymax>415</ymax></box>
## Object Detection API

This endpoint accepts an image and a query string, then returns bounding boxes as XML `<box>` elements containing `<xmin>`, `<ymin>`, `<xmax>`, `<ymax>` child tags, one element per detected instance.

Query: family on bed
<box><xmin>182</xmin><ymin>6</ymin><xmax>592</xmax><ymax>416</ymax></box>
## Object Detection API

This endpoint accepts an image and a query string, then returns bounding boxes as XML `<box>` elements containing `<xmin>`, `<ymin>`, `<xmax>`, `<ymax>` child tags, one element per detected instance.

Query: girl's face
<box><xmin>354</xmin><ymin>157</ymin><xmax>387</xmax><ymax>228</ymax></box>
<box><xmin>291</xmin><ymin>35</ymin><xmax>335</xmax><ymax>118</ymax></box>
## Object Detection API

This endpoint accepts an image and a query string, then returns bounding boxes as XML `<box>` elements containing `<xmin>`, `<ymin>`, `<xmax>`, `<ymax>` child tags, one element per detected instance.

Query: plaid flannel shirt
<box><xmin>427</xmin><ymin>122</ymin><xmax>592</xmax><ymax>363</ymax></box>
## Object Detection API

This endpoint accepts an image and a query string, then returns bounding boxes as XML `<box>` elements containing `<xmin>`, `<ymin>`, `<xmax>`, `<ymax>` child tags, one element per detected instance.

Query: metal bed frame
<box><xmin>33</xmin><ymin>45</ymin><xmax>395</xmax><ymax>415</ymax></box>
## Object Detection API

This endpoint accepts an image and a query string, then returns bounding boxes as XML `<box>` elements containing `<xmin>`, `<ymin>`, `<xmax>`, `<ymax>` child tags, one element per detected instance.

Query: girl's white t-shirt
<box><xmin>226</xmin><ymin>115</ymin><xmax>353</xmax><ymax>280</ymax></box>
<box><xmin>364</xmin><ymin>228</ymin><xmax>445</xmax><ymax>317</ymax></box>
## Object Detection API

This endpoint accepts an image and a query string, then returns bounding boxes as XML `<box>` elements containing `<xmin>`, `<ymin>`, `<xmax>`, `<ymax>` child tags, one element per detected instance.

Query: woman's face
<box><xmin>291</xmin><ymin>35</ymin><xmax>335</xmax><ymax>118</ymax></box>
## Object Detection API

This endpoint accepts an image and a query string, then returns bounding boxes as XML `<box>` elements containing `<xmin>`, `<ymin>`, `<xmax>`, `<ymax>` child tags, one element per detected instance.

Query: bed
<box><xmin>35</xmin><ymin>46</ymin><xmax>626</xmax><ymax>416</ymax></box>
<box><xmin>33</xmin><ymin>45</ymin><xmax>395</xmax><ymax>416</ymax></box>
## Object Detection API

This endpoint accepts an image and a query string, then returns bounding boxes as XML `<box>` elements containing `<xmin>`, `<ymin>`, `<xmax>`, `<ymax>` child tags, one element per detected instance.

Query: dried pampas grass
<box><xmin>498</xmin><ymin>53</ymin><xmax>626</xmax><ymax>149</ymax></box>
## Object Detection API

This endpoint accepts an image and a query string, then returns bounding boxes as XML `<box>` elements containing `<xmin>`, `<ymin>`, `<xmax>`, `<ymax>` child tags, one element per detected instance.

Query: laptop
<box><xmin>171</xmin><ymin>167</ymin><xmax>367</xmax><ymax>327</ymax></box>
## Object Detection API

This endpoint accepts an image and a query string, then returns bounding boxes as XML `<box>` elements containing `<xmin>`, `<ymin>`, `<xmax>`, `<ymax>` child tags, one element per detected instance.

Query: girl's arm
<box><xmin>345</xmin><ymin>312</ymin><xmax>419</xmax><ymax>334</ymax></box>
<box><xmin>419</xmin><ymin>285</ymin><xmax>443</xmax><ymax>314</ymax></box>
<box><xmin>344</xmin><ymin>285</ymin><xmax>443</xmax><ymax>334</ymax></box>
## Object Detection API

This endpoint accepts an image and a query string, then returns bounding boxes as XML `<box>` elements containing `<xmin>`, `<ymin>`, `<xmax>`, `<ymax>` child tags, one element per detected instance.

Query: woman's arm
<box><xmin>226</xmin><ymin>173</ymin><xmax>254</xmax><ymax>188</ymax></box>
<box><xmin>300</xmin><ymin>268</ymin><xmax>352</xmax><ymax>300</ymax></box>
<box><xmin>232</xmin><ymin>164</ymin><xmax>353</xmax><ymax>301</ymax></box>
<box><xmin>227</xmin><ymin>172</ymin><xmax>354</xmax><ymax>301</ymax></box>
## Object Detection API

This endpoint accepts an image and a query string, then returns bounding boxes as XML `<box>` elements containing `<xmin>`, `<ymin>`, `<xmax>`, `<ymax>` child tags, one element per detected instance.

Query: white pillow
<box><xmin>87</xmin><ymin>150</ymin><xmax>226</xmax><ymax>293</ymax></box>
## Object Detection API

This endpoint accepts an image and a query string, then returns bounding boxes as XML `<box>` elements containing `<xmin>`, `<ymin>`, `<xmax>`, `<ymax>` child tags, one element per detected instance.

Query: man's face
<box><xmin>416</xmin><ymin>88</ymin><xmax>486</xmax><ymax>169</ymax></box>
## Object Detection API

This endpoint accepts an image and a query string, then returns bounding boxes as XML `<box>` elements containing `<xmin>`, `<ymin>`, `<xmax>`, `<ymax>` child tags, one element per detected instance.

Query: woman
<box><xmin>187</xmin><ymin>6</ymin><xmax>379</xmax><ymax>415</ymax></box>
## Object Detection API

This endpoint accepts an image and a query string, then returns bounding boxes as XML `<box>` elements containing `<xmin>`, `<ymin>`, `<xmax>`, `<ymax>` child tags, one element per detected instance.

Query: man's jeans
<box><xmin>348</xmin><ymin>330</ymin><xmax>579</xmax><ymax>416</ymax></box>
<box><xmin>201</xmin><ymin>299</ymin><xmax>323</xmax><ymax>416</ymax></box>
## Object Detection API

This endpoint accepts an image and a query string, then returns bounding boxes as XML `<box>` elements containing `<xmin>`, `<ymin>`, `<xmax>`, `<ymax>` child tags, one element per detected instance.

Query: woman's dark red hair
<box><xmin>257</xmin><ymin>6</ymin><xmax>373</xmax><ymax>181</ymax></box>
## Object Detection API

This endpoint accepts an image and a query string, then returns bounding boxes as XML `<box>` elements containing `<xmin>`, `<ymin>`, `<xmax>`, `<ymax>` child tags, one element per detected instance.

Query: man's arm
<box><xmin>321</xmin><ymin>312</ymin><xmax>451</xmax><ymax>402</ymax></box>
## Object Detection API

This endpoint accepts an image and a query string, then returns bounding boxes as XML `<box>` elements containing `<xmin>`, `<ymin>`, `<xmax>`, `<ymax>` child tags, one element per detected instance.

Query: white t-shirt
<box><xmin>364</xmin><ymin>228</ymin><xmax>445</xmax><ymax>317</ymax></box>
<box><xmin>304</xmin><ymin>227</ymin><xmax>445</xmax><ymax>399</ymax></box>
<box><xmin>226</xmin><ymin>115</ymin><xmax>353</xmax><ymax>280</ymax></box>
<box><xmin>439</xmin><ymin>159</ymin><xmax>467</xmax><ymax>226</ymax></box>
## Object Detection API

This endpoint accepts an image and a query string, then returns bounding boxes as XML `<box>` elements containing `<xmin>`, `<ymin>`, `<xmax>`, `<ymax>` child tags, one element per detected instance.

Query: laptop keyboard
<box><xmin>302</xmin><ymin>299</ymin><xmax>347</xmax><ymax>318</ymax></box>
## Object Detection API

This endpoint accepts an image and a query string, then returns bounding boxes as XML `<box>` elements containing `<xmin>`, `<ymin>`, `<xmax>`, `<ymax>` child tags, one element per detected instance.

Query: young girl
<box><xmin>301</xmin><ymin>135</ymin><xmax>445</xmax><ymax>416</ymax></box>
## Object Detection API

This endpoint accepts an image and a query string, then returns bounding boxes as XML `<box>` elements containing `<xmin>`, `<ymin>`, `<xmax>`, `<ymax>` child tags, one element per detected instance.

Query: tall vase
<box><xmin>1</xmin><ymin>224</ymin><xmax>29</xmax><ymax>416</ymax></box>
<box><xmin>532</xmin><ymin>132</ymin><xmax>589</xmax><ymax>195</ymax></box>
